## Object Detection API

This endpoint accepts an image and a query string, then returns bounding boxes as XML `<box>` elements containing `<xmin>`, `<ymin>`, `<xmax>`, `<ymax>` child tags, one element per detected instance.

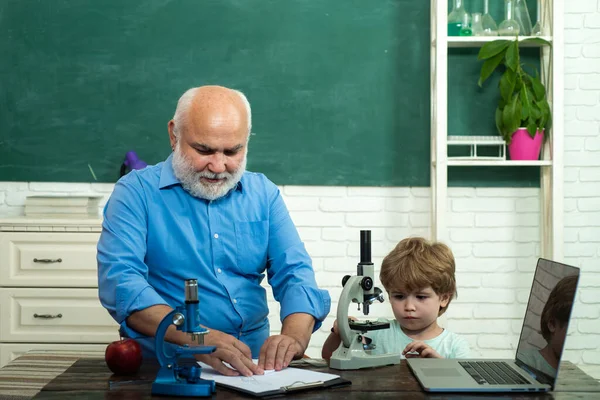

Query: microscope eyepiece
<box><xmin>359</xmin><ymin>230</ymin><xmax>371</xmax><ymax>264</ymax></box>
<box><xmin>184</xmin><ymin>279</ymin><xmax>199</xmax><ymax>303</ymax></box>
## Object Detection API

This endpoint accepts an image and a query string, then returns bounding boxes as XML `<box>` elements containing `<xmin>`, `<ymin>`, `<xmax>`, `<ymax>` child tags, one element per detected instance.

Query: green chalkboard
<box><xmin>0</xmin><ymin>0</ymin><xmax>539</xmax><ymax>187</ymax></box>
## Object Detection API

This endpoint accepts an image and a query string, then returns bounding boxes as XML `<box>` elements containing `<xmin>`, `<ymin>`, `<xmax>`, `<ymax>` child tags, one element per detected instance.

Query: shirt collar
<box><xmin>158</xmin><ymin>154</ymin><xmax>180</xmax><ymax>189</ymax></box>
<box><xmin>159</xmin><ymin>153</ymin><xmax>244</xmax><ymax>193</ymax></box>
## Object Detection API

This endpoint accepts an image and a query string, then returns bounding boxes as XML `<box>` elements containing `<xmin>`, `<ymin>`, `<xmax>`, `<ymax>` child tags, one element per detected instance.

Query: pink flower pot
<box><xmin>507</xmin><ymin>128</ymin><xmax>544</xmax><ymax>160</ymax></box>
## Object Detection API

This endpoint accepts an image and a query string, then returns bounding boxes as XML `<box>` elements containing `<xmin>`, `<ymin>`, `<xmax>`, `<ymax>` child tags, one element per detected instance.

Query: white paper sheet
<box><xmin>197</xmin><ymin>361</ymin><xmax>341</xmax><ymax>395</ymax></box>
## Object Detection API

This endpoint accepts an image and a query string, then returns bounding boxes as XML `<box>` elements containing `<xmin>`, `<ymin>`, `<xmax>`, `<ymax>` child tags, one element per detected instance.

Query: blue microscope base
<box><xmin>152</xmin><ymin>380</ymin><xmax>216</xmax><ymax>397</ymax></box>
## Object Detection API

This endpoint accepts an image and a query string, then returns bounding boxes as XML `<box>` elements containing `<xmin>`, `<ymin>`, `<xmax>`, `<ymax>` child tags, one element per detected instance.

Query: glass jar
<box><xmin>471</xmin><ymin>13</ymin><xmax>484</xmax><ymax>36</ymax></box>
<box><xmin>498</xmin><ymin>0</ymin><xmax>520</xmax><ymax>36</ymax></box>
<box><xmin>448</xmin><ymin>0</ymin><xmax>468</xmax><ymax>36</ymax></box>
<box><xmin>514</xmin><ymin>0</ymin><xmax>533</xmax><ymax>36</ymax></box>
<box><xmin>481</xmin><ymin>0</ymin><xmax>498</xmax><ymax>36</ymax></box>
<box><xmin>459</xmin><ymin>13</ymin><xmax>472</xmax><ymax>36</ymax></box>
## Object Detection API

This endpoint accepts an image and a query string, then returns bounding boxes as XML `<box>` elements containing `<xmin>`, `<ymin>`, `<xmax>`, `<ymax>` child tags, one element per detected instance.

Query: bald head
<box><xmin>168</xmin><ymin>86</ymin><xmax>251</xmax><ymax>200</ymax></box>
<box><xmin>171</xmin><ymin>86</ymin><xmax>251</xmax><ymax>139</ymax></box>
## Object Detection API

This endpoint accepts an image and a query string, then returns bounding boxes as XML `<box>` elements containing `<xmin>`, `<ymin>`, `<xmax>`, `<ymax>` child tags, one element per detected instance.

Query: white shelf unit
<box><xmin>441</xmin><ymin>35</ymin><xmax>553</xmax><ymax>48</ymax></box>
<box><xmin>430</xmin><ymin>0</ymin><xmax>564</xmax><ymax>260</ymax></box>
<box><xmin>444</xmin><ymin>160</ymin><xmax>553</xmax><ymax>167</ymax></box>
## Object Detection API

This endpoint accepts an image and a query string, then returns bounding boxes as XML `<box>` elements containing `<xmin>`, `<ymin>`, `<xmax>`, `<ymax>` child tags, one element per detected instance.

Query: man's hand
<box><xmin>403</xmin><ymin>341</ymin><xmax>443</xmax><ymax>359</ymax></box>
<box><xmin>196</xmin><ymin>329</ymin><xmax>264</xmax><ymax>377</ymax></box>
<box><xmin>257</xmin><ymin>334</ymin><xmax>304</xmax><ymax>371</ymax></box>
<box><xmin>126</xmin><ymin>306</ymin><xmax>263</xmax><ymax>376</ymax></box>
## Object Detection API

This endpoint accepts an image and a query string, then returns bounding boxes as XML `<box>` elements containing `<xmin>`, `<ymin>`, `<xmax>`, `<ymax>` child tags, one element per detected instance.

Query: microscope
<box><xmin>329</xmin><ymin>230</ymin><xmax>400</xmax><ymax>370</ymax></box>
<box><xmin>152</xmin><ymin>279</ymin><xmax>217</xmax><ymax>397</ymax></box>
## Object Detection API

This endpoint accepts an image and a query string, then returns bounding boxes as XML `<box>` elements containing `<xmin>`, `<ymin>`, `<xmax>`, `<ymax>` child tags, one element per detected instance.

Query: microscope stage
<box><xmin>349</xmin><ymin>319</ymin><xmax>390</xmax><ymax>332</ymax></box>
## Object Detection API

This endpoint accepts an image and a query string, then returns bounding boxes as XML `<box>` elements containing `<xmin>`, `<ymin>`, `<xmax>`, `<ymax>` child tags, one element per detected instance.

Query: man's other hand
<box><xmin>195</xmin><ymin>329</ymin><xmax>264</xmax><ymax>377</ymax></box>
<box><xmin>257</xmin><ymin>334</ymin><xmax>303</xmax><ymax>371</ymax></box>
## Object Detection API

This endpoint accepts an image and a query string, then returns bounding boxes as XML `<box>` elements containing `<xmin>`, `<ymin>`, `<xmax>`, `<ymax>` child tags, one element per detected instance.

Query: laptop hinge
<box><xmin>515</xmin><ymin>359</ymin><xmax>553</xmax><ymax>387</ymax></box>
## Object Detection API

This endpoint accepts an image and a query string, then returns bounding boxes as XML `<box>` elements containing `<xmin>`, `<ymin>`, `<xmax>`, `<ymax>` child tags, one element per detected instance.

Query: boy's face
<box><xmin>388</xmin><ymin>286</ymin><xmax>450</xmax><ymax>334</ymax></box>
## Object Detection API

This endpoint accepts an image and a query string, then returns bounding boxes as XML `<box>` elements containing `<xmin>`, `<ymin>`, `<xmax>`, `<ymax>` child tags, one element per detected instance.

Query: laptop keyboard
<box><xmin>459</xmin><ymin>361</ymin><xmax>530</xmax><ymax>385</ymax></box>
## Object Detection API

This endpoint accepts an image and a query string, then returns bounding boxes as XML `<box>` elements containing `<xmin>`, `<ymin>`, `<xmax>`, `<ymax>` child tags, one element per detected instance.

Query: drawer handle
<box><xmin>33</xmin><ymin>258</ymin><xmax>63</xmax><ymax>264</ymax></box>
<box><xmin>33</xmin><ymin>313</ymin><xmax>63</xmax><ymax>319</ymax></box>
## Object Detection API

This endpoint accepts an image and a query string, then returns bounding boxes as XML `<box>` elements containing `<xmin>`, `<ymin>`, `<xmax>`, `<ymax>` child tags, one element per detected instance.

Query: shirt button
<box><xmin>214</xmin><ymin>233</ymin><xmax>219</xmax><ymax>239</ymax></box>
<box><xmin>217</xmin><ymin>268</ymin><xmax>222</xmax><ymax>274</ymax></box>
<box><xmin>233</xmin><ymin>299</ymin><xmax>238</xmax><ymax>304</ymax></box>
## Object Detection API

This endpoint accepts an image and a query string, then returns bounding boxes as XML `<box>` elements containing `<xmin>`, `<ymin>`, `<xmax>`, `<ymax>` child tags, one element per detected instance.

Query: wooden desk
<box><xmin>2</xmin><ymin>352</ymin><xmax>599</xmax><ymax>399</ymax></box>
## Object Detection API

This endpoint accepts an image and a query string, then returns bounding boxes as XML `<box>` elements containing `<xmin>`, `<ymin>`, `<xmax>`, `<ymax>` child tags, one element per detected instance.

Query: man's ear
<box><xmin>168</xmin><ymin>120</ymin><xmax>177</xmax><ymax>151</ymax></box>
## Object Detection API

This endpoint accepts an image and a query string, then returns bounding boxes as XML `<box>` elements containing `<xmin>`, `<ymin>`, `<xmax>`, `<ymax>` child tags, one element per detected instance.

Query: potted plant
<box><xmin>477</xmin><ymin>38</ymin><xmax>552</xmax><ymax>160</ymax></box>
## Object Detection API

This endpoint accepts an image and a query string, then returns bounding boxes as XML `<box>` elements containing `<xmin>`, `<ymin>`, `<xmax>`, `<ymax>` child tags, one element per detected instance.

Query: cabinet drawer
<box><xmin>0</xmin><ymin>343</ymin><xmax>106</xmax><ymax>368</ymax></box>
<box><xmin>0</xmin><ymin>288</ymin><xmax>119</xmax><ymax>343</ymax></box>
<box><xmin>0</xmin><ymin>232</ymin><xmax>100</xmax><ymax>287</ymax></box>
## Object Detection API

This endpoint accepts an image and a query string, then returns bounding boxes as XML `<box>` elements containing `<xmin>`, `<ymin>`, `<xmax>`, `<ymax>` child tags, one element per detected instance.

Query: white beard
<box><xmin>172</xmin><ymin>143</ymin><xmax>246</xmax><ymax>201</ymax></box>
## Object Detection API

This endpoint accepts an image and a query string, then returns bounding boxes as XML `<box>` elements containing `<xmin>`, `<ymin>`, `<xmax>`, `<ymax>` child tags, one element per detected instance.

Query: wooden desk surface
<box><xmin>1</xmin><ymin>352</ymin><xmax>598</xmax><ymax>400</ymax></box>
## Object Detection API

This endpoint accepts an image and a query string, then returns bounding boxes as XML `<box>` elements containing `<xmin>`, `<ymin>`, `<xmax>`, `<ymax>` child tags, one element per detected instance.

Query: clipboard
<box><xmin>219</xmin><ymin>376</ymin><xmax>351</xmax><ymax>398</ymax></box>
<box><xmin>197</xmin><ymin>362</ymin><xmax>351</xmax><ymax>398</ymax></box>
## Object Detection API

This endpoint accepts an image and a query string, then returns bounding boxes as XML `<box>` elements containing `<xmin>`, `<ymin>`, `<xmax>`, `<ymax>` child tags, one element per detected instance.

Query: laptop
<box><xmin>407</xmin><ymin>258</ymin><xmax>580</xmax><ymax>393</ymax></box>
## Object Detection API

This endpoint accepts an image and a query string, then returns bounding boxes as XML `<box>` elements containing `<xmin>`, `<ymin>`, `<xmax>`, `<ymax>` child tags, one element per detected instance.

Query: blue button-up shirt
<box><xmin>97</xmin><ymin>154</ymin><xmax>330</xmax><ymax>357</ymax></box>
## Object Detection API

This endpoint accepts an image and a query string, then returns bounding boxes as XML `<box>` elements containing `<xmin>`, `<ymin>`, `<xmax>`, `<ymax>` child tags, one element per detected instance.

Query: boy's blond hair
<box><xmin>380</xmin><ymin>237</ymin><xmax>456</xmax><ymax>316</ymax></box>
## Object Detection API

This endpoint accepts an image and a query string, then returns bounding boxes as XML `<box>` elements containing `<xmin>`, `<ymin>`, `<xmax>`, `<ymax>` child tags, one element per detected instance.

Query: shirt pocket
<box><xmin>234</xmin><ymin>221</ymin><xmax>268</xmax><ymax>275</ymax></box>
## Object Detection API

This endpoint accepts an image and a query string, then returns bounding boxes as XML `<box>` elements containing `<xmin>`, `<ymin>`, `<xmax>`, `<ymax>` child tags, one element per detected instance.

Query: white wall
<box><xmin>1</xmin><ymin>1</ymin><xmax>599</xmax><ymax>379</ymax></box>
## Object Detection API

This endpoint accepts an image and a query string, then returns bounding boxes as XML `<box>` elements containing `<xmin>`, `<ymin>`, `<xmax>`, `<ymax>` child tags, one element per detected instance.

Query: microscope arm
<box><xmin>336</xmin><ymin>275</ymin><xmax>363</xmax><ymax>348</ymax></box>
<box><xmin>154</xmin><ymin>308</ymin><xmax>216</xmax><ymax>368</ymax></box>
<box><xmin>155</xmin><ymin>309</ymin><xmax>179</xmax><ymax>367</ymax></box>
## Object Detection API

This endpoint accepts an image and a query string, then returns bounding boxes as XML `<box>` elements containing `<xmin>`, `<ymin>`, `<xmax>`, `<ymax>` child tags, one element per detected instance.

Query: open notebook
<box><xmin>197</xmin><ymin>361</ymin><xmax>351</xmax><ymax>397</ymax></box>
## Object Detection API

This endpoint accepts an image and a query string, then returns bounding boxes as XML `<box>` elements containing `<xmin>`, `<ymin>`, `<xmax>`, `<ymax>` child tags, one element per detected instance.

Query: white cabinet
<box><xmin>0</xmin><ymin>218</ymin><xmax>119</xmax><ymax>367</ymax></box>
<box><xmin>0</xmin><ymin>232</ymin><xmax>100</xmax><ymax>287</ymax></box>
<box><xmin>429</xmin><ymin>0</ymin><xmax>563</xmax><ymax>260</ymax></box>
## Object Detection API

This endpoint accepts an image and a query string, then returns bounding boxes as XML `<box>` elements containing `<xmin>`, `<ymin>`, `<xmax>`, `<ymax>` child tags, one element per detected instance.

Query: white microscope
<box><xmin>329</xmin><ymin>230</ymin><xmax>400</xmax><ymax>370</ymax></box>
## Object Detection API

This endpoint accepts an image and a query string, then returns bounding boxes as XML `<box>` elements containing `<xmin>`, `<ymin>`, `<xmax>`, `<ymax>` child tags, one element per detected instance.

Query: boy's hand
<box><xmin>331</xmin><ymin>316</ymin><xmax>358</xmax><ymax>335</ymax></box>
<box><xmin>403</xmin><ymin>341</ymin><xmax>443</xmax><ymax>359</ymax></box>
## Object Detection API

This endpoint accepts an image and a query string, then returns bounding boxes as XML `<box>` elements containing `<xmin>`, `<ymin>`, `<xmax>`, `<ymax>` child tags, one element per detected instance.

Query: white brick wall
<box><xmin>1</xmin><ymin>2</ymin><xmax>599</xmax><ymax>379</ymax></box>
<box><xmin>562</xmin><ymin>0</ymin><xmax>600</xmax><ymax>380</ymax></box>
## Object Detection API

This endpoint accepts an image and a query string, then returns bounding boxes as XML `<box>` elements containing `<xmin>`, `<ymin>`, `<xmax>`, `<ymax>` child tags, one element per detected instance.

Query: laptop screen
<box><xmin>515</xmin><ymin>259</ymin><xmax>580</xmax><ymax>386</ymax></box>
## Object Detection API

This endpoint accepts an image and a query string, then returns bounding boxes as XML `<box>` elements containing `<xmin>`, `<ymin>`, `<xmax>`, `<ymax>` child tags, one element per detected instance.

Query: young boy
<box><xmin>322</xmin><ymin>237</ymin><xmax>470</xmax><ymax>360</ymax></box>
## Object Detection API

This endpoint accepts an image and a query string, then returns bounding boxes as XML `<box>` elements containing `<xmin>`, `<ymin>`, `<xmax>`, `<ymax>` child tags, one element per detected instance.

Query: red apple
<box><xmin>105</xmin><ymin>338</ymin><xmax>143</xmax><ymax>375</ymax></box>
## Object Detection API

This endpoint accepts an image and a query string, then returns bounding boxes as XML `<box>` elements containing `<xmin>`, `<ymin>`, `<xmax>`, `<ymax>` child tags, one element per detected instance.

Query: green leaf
<box><xmin>520</xmin><ymin>85</ymin><xmax>531</xmax><ymax>120</ymax></box>
<box><xmin>521</xmin><ymin>37</ymin><xmax>552</xmax><ymax>47</ymax></box>
<box><xmin>498</xmin><ymin>97</ymin><xmax>507</xmax><ymax>109</ymax></box>
<box><xmin>478</xmin><ymin>51</ymin><xmax>505</xmax><ymax>87</ymax></box>
<box><xmin>526</xmin><ymin>119</ymin><xmax>537</xmax><ymax>137</ymax></box>
<box><xmin>478</xmin><ymin>40</ymin><xmax>511</xmax><ymax>60</ymax></box>
<box><xmin>502</xmin><ymin>95</ymin><xmax>521</xmax><ymax>137</ymax></box>
<box><xmin>502</xmin><ymin>99</ymin><xmax>514</xmax><ymax>132</ymax></box>
<box><xmin>495</xmin><ymin>107</ymin><xmax>504</xmax><ymax>136</ymax></box>
<box><xmin>499</xmin><ymin>69</ymin><xmax>517</xmax><ymax>101</ymax></box>
<box><xmin>510</xmin><ymin>97</ymin><xmax>523</xmax><ymax>133</ymax></box>
<box><xmin>531</xmin><ymin>76</ymin><xmax>546</xmax><ymax>100</ymax></box>
<box><xmin>530</xmin><ymin>102</ymin><xmax>541</xmax><ymax>120</ymax></box>
<box><xmin>505</xmin><ymin>41</ymin><xmax>520</xmax><ymax>72</ymax></box>
<box><xmin>539</xmin><ymin>99</ymin><xmax>552</xmax><ymax>130</ymax></box>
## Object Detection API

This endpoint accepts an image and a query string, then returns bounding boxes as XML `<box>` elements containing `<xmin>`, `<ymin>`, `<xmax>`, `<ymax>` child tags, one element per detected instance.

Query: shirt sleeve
<box><xmin>263</xmin><ymin>179</ymin><xmax>331</xmax><ymax>331</ymax></box>
<box><xmin>97</xmin><ymin>174</ymin><xmax>169</xmax><ymax>328</ymax></box>
<box><xmin>450</xmin><ymin>333</ymin><xmax>471</xmax><ymax>358</ymax></box>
